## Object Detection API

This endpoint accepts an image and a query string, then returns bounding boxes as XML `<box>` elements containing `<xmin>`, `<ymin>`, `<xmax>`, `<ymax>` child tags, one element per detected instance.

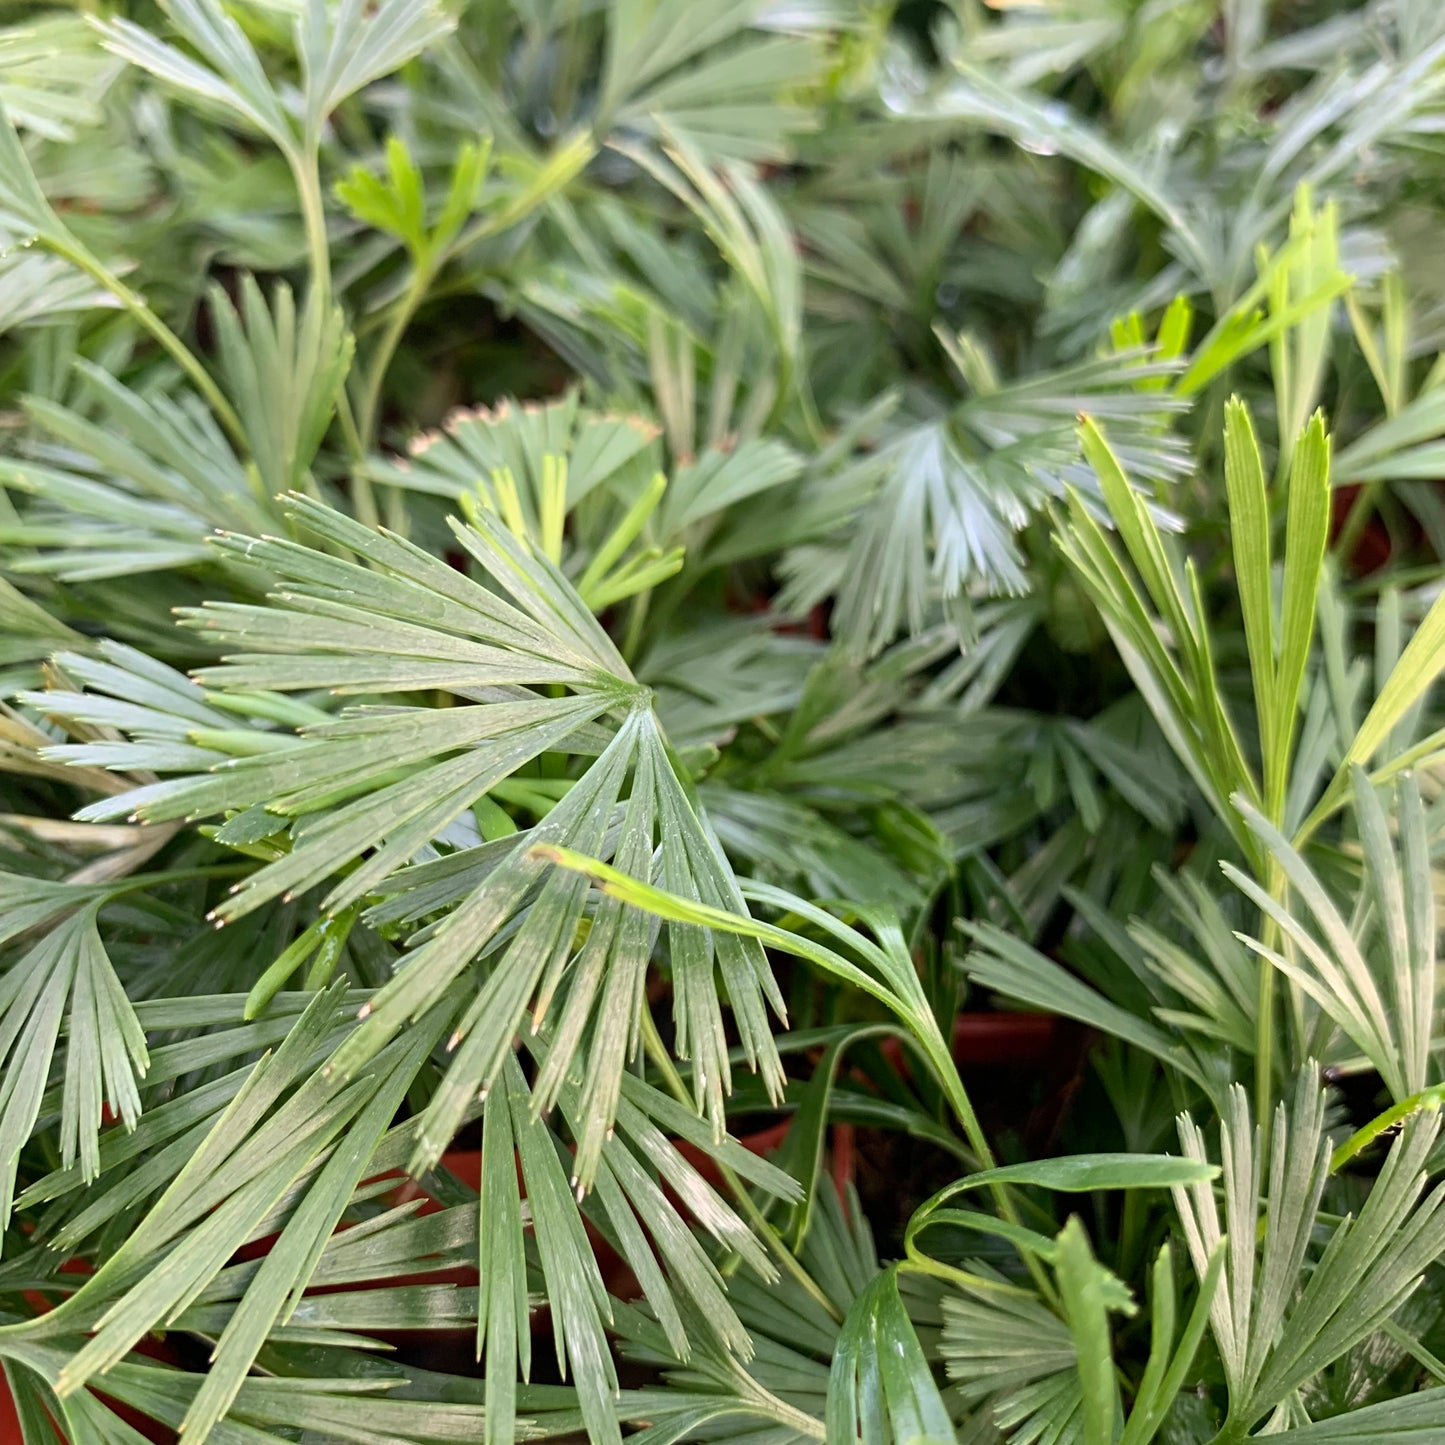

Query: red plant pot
<box><xmin>1331</xmin><ymin>483</ymin><xmax>1392</xmax><ymax>574</ymax></box>
<box><xmin>671</xmin><ymin>1118</ymin><xmax>856</xmax><ymax>1205</ymax></box>
<box><xmin>952</xmin><ymin>1011</ymin><xmax>1058</xmax><ymax>1065</ymax></box>
<box><xmin>879</xmin><ymin>1011</ymin><xmax>1059</xmax><ymax>1074</ymax></box>
<box><xmin>15</xmin><ymin>1254</ymin><xmax>183</xmax><ymax>1443</ymax></box>
<box><xmin>0</xmin><ymin>1372</ymin><xmax>18</xmax><ymax>1442</ymax></box>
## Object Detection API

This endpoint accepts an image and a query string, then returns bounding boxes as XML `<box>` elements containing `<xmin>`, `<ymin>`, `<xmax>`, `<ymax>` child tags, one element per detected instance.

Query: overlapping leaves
<box><xmin>94</xmin><ymin>0</ymin><xmax>454</xmax><ymax>165</ymax></box>
<box><xmin>41</xmin><ymin>493</ymin><xmax>787</xmax><ymax>1183</ymax></box>
<box><xmin>785</xmin><ymin>342</ymin><xmax>1189</xmax><ymax>657</ymax></box>
<box><xmin>1174</xmin><ymin>1074</ymin><xmax>1445</xmax><ymax>1440</ymax></box>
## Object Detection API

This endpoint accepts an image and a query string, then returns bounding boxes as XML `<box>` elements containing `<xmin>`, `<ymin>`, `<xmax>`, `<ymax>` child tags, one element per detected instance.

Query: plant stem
<box><xmin>293</xmin><ymin>148</ymin><xmax>333</xmax><ymax>306</ymax></box>
<box><xmin>718</xmin><ymin>1353</ymin><xmax>826</xmax><ymax>1441</ymax></box>
<box><xmin>285</xmin><ymin>144</ymin><xmax>384</xmax><ymax>530</ymax></box>
<box><xmin>638</xmin><ymin>1009</ymin><xmax>844</xmax><ymax>1325</ymax></box>
<box><xmin>1255</xmin><ymin>855</ymin><xmax>1288</xmax><ymax>1153</ymax></box>
<box><xmin>1255</xmin><ymin>946</ymin><xmax>1275</xmax><ymax>1143</ymax></box>
<box><xmin>102</xmin><ymin>863</ymin><xmax>253</xmax><ymax>897</ymax></box>
<box><xmin>357</xmin><ymin>261</ymin><xmax>434</xmax><ymax>447</ymax></box>
<box><xmin>929</xmin><ymin>1038</ymin><xmax>996</xmax><ymax>1171</ymax></box>
<box><xmin>621</xmin><ymin>588</ymin><xmax>652</xmax><ymax>664</ymax></box>
<box><xmin>1331</xmin><ymin>1082</ymin><xmax>1445</xmax><ymax>1171</ymax></box>
<box><xmin>914</xmin><ymin>1029</ymin><xmax>1063</xmax><ymax>1306</ymax></box>
<box><xmin>336</xmin><ymin>388</ymin><xmax>365</xmax><ymax>462</ymax></box>
<box><xmin>334</xmin><ymin>390</ymin><xmax>378</xmax><ymax>531</ymax></box>
<box><xmin>1334</xmin><ymin>478</ymin><xmax>1383</xmax><ymax>569</ymax></box>
<box><xmin>54</xmin><ymin>244</ymin><xmax>245</xmax><ymax>452</ymax></box>
<box><xmin>901</xmin><ymin>1249</ymin><xmax>1038</xmax><ymax>1301</ymax></box>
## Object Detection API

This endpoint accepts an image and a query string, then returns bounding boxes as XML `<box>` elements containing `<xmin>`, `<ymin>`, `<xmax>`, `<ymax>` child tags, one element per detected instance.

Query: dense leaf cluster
<box><xmin>4</xmin><ymin>0</ymin><xmax>1445</xmax><ymax>1441</ymax></box>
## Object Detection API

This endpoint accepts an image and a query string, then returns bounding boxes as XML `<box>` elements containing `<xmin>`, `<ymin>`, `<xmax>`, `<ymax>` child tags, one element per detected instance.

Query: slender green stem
<box><xmin>1331</xmin><ymin>1082</ymin><xmax>1445</xmax><ymax>1172</ymax></box>
<box><xmin>1254</xmin><ymin>849</ymin><xmax>1288</xmax><ymax>1156</ymax></box>
<box><xmin>292</xmin><ymin>148</ymin><xmax>333</xmax><ymax>306</ymax></box>
<box><xmin>357</xmin><ymin>261</ymin><xmax>434</xmax><ymax>447</ymax></box>
<box><xmin>285</xmin><ymin>144</ymin><xmax>384</xmax><ymax>531</ymax></box>
<box><xmin>928</xmin><ymin>1038</ymin><xmax>995</xmax><ymax>1171</ymax></box>
<box><xmin>1381</xmin><ymin>1319</ymin><xmax>1445</xmax><ymax>1384</ymax></box>
<box><xmin>1254</xmin><ymin>853</ymin><xmax>1289</xmax><ymax>1154</ymax></box>
<box><xmin>13</xmin><ymin>861</ymin><xmax>249</xmax><ymax>947</ymax></box>
<box><xmin>638</xmin><ymin>1010</ymin><xmax>844</xmax><ymax>1325</ymax></box>
<box><xmin>715</xmin><ymin>1351</ymin><xmax>826</xmax><ymax>1441</ymax></box>
<box><xmin>1334</xmin><ymin>478</ymin><xmax>1384</xmax><ymax>569</ymax></box>
<box><xmin>336</xmin><ymin>389</ymin><xmax>365</xmax><ymax>463</ymax></box>
<box><xmin>1292</xmin><ymin>730</ymin><xmax>1445</xmax><ymax>850</ymax></box>
<box><xmin>1255</xmin><ymin>947</ymin><xmax>1275</xmax><ymax>1145</ymax></box>
<box><xmin>932</xmin><ymin>1042</ymin><xmax>1064</xmax><ymax>1306</ymax></box>
<box><xmin>53</xmin><ymin>243</ymin><xmax>245</xmax><ymax>452</ymax></box>
<box><xmin>900</xmin><ymin>1249</ymin><xmax>1037</xmax><ymax>1300</ymax></box>
<box><xmin>99</xmin><ymin>863</ymin><xmax>251</xmax><ymax>896</ymax></box>
<box><xmin>621</xmin><ymin>587</ymin><xmax>652</xmax><ymax>664</ymax></box>
<box><xmin>333</xmin><ymin>389</ymin><xmax>378</xmax><ymax>531</ymax></box>
<box><xmin>545</xmin><ymin>842</ymin><xmax>1051</xmax><ymax>1302</ymax></box>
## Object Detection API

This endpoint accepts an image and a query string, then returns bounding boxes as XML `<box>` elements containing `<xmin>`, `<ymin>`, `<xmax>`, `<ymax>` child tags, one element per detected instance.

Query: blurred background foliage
<box><xmin>4</xmin><ymin>0</ymin><xmax>1445</xmax><ymax>1441</ymax></box>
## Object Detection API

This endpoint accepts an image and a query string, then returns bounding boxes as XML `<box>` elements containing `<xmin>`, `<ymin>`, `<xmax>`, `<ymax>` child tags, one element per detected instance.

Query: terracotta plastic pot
<box><xmin>879</xmin><ymin>1011</ymin><xmax>1059</xmax><ymax>1074</ymax></box>
<box><xmin>14</xmin><ymin>1254</ymin><xmax>181</xmax><ymax>1442</ymax></box>
<box><xmin>672</xmin><ymin>1117</ymin><xmax>856</xmax><ymax>1204</ymax></box>
<box><xmin>1331</xmin><ymin>483</ymin><xmax>1392</xmax><ymax>573</ymax></box>
<box><xmin>0</xmin><ymin>1373</ymin><xmax>18</xmax><ymax>1441</ymax></box>
<box><xmin>952</xmin><ymin>1011</ymin><xmax>1058</xmax><ymax>1065</ymax></box>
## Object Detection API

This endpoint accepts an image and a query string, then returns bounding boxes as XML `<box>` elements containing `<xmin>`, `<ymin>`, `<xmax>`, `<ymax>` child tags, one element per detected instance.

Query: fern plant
<box><xmin>4</xmin><ymin>0</ymin><xmax>1445</xmax><ymax>1442</ymax></box>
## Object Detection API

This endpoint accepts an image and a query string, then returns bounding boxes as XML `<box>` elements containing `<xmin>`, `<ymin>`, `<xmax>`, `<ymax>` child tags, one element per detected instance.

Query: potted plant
<box><xmin>4</xmin><ymin>2</ymin><xmax>1445</xmax><ymax>1442</ymax></box>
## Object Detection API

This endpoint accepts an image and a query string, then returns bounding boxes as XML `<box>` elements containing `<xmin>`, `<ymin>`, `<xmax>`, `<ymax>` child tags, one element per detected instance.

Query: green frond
<box><xmin>5</xmin><ymin>1</ymin><xmax>1445</xmax><ymax>1438</ymax></box>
